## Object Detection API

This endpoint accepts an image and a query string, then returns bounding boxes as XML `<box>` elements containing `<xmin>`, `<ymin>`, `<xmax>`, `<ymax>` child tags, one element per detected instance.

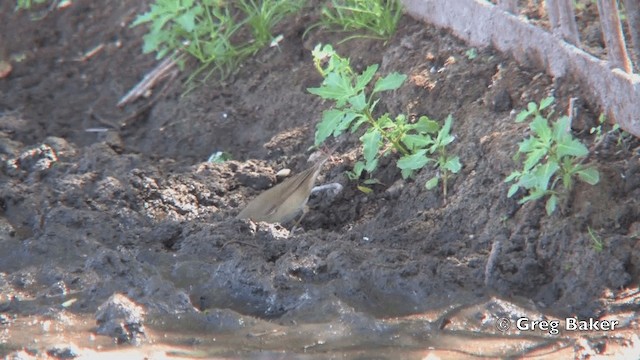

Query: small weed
<box><xmin>400</xmin><ymin>114</ymin><xmax>462</xmax><ymax>199</ymax></box>
<box><xmin>308</xmin><ymin>44</ymin><xmax>460</xmax><ymax>197</ymax></box>
<box><xmin>236</xmin><ymin>0</ymin><xmax>303</xmax><ymax>48</ymax></box>
<box><xmin>14</xmin><ymin>0</ymin><xmax>69</xmax><ymax>20</ymax></box>
<box><xmin>505</xmin><ymin>96</ymin><xmax>599</xmax><ymax>215</ymax></box>
<box><xmin>133</xmin><ymin>0</ymin><xmax>303</xmax><ymax>80</ymax></box>
<box><xmin>316</xmin><ymin>0</ymin><xmax>402</xmax><ymax>42</ymax></box>
<box><xmin>15</xmin><ymin>0</ymin><xmax>47</xmax><ymax>10</ymax></box>
<box><xmin>207</xmin><ymin>150</ymin><xmax>232</xmax><ymax>163</ymax></box>
<box><xmin>590</xmin><ymin>112</ymin><xmax>632</xmax><ymax>150</ymax></box>
<box><xmin>589</xmin><ymin>112</ymin><xmax>608</xmax><ymax>143</ymax></box>
<box><xmin>465</xmin><ymin>48</ymin><xmax>478</xmax><ymax>60</ymax></box>
<box><xmin>587</xmin><ymin>226</ymin><xmax>603</xmax><ymax>252</ymax></box>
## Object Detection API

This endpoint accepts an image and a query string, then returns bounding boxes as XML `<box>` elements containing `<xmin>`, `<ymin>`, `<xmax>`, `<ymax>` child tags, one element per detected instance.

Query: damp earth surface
<box><xmin>1</xmin><ymin>1</ymin><xmax>639</xmax><ymax>358</ymax></box>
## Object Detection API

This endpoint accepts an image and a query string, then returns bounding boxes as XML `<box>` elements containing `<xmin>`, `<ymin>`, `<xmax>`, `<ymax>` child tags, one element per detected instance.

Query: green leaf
<box><xmin>348</xmin><ymin>93</ymin><xmax>367</xmax><ymax>111</ymax></box>
<box><xmin>562</xmin><ymin>169</ymin><xmax>573</xmax><ymax>190</ymax></box>
<box><xmin>307</xmin><ymin>72</ymin><xmax>354</xmax><ymax>103</ymax></box>
<box><xmin>539</xmin><ymin>96</ymin><xmax>555</xmax><ymax>111</ymax></box>
<box><xmin>523</xmin><ymin>148</ymin><xmax>546</xmax><ymax>172</ymax></box>
<box><xmin>530</xmin><ymin>116</ymin><xmax>552</xmax><ymax>142</ymax></box>
<box><xmin>518</xmin><ymin>137</ymin><xmax>538</xmax><ymax>153</ymax></box>
<box><xmin>545</xmin><ymin>194</ymin><xmax>558</xmax><ymax>215</ymax></box>
<box><xmin>363</xmin><ymin>178</ymin><xmax>382</xmax><ymax>185</ymax></box>
<box><xmin>413</xmin><ymin>116</ymin><xmax>440</xmax><ymax>134</ymax></box>
<box><xmin>363</xmin><ymin>157</ymin><xmax>379</xmax><ymax>173</ymax></box>
<box><xmin>377</xmin><ymin>114</ymin><xmax>395</xmax><ymax>129</ymax></box>
<box><xmin>401</xmin><ymin>167</ymin><xmax>414</xmax><ymax>179</ymax></box>
<box><xmin>444</xmin><ymin>156</ymin><xmax>461</xmax><ymax>173</ymax></box>
<box><xmin>132</xmin><ymin>11</ymin><xmax>154</xmax><ymax>26</ymax></box>
<box><xmin>397</xmin><ymin>149</ymin><xmax>429</xmax><ymax>169</ymax></box>
<box><xmin>516</xmin><ymin>109</ymin><xmax>530</xmax><ymax>123</ymax></box>
<box><xmin>517</xmin><ymin>172</ymin><xmax>538</xmax><ymax>189</ymax></box>
<box><xmin>527</xmin><ymin>101</ymin><xmax>538</xmax><ymax>113</ymax></box>
<box><xmin>402</xmin><ymin>134</ymin><xmax>434</xmax><ymax>150</ymax></box>
<box><xmin>552</xmin><ymin>116</ymin><xmax>570</xmax><ymax>139</ymax></box>
<box><xmin>534</xmin><ymin>161</ymin><xmax>560</xmax><ymax>191</ymax></box>
<box><xmin>335</xmin><ymin>111</ymin><xmax>359</xmax><ymax>134</ymax></box>
<box><xmin>505</xmin><ymin>171</ymin><xmax>521</xmax><ymax>183</ymax></box>
<box><xmin>312</xmin><ymin>43</ymin><xmax>334</xmax><ymax>62</ymax></box>
<box><xmin>357</xmin><ymin>185</ymin><xmax>373</xmax><ymax>194</ymax></box>
<box><xmin>351</xmin><ymin>161</ymin><xmax>365</xmax><ymax>178</ymax></box>
<box><xmin>176</xmin><ymin>8</ymin><xmax>199</xmax><ymax>32</ymax></box>
<box><xmin>576</xmin><ymin>167</ymin><xmax>600</xmax><ymax>185</ymax></box>
<box><xmin>351</xmin><ymin>116</ymin><xmax>368</xmax><ymax>133</ymax></box>
<box><xmin>356</xmin><ymin>64</ymin><xmax>378</xmax><ymax>90</ymax></box>
<box><xmin>361</xmin><ymin>129</ymin><xmax>381</xmax><ymax>164</ymax></box>
<box><xmin>436</xmin><ymin>115</ymin><xmax>454</xmax><ymax>144</ymax></box>
<box><xmin>556</xmin><ymin>138</ymin><xmax>588</xmax><ymax>158</ymax></box>
<box><xmin>519</xmin><ymin>188</ymin><xmax>548</xmax><ymax>203</ymax></box>
<box><xmin>507</xmin><ymin>183</ymin><xmax>519</xmax><ymax>197</ymax></box>
<box><xmin>425</xmin><ymin>177</ymin><xmax>439</xmax><ymax>190</ymax></box>
<box><xmin>315</xmin><ymin>109</ymin><xmax>344</xmax><ymax>145</ymax></box>
<box><xmin>373</xmin><ymin>72</ymin><xmax>407</xmax><ymax>93</ymax></box>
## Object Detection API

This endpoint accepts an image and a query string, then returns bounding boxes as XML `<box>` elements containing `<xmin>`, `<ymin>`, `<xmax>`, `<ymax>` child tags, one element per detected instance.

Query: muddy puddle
<box><xmin>3</xmin><ymin>296</ymin><xmax>640</xmax><ymax>359</ymax></box>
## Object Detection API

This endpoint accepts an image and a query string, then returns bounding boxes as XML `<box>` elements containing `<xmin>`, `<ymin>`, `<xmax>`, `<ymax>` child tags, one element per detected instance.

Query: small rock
<box><xmin>5</xmin><ymin>143</ymin><xmax>58</xmax><ymax>176</ymax></box>
<box><xmin>491</xmin><ymin>89</ymin><xmax>512</xmax><ymax>112</ymax></box>
<box><xmin>236</xmin><ymin>171</ymin><xmax>274</xmax><ymax>190</ymax></box>
<box><xmin>43</xmin><ymin>137</ymin><xmax>76</xmax><ymax>160</ymax></box>
<box><xmin>95</xmin><ymin>293</ymin><xmax>145</xmax><ymax>344</ymax></box>
<box><xmin>275</xmin><ymin>168</ymin><xmax>291</xmax><ymax>179</ymax></box>
<box><xmin>385</xmin><ymin>179</ymin><xmax>405</xmax><ymax>198</ymax></box>
<box><xmin>46</xmin><ymin>344</ymin><xmax>79</xmax><ymax>359</ymax></box>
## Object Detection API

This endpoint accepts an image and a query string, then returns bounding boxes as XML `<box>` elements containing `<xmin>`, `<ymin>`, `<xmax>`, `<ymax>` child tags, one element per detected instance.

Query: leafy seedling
<box><xmin>308</xmin><ymin>44</ymin><xmax>460</xmax><ymax>197</ymax></box>
<box><xmin>506</xmin><ymin>96</ymin><xmax>599</xmax><ymax>215</ymax></box>
<box><xmin>311</xmin><ymin>0</ymin><xmax>403</xmax><ymax>43</ymax></box>
<box><xmin>587</xmin><ymin>226</ymin><xmax>603</xmax><ymax>252</ymax></box>
<box><xmin>133</xmin><ymin>0</ymin><xmax>302</xmax><ymax>82</ymax></box>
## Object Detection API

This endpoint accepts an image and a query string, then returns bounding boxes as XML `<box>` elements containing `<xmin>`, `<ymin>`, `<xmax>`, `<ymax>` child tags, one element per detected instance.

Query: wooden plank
<box><xmin>402</xmin><ymin>0</ymin><xmax>640</xmax><ymax>137</ymax></box>
<box><xmin>596</xmin><ymin>0</ymin><xmax>633</xmax><ymax>73</ymax></box>
<box><xmin>623</xmin><ymin>0</ymin><xmax>640</xmax><ymax>66</ymax></box>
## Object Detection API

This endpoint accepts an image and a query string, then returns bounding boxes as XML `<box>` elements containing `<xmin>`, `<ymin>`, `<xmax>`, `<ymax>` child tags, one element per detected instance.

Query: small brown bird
<box><xmin>236</xmin><ymin>153</ymin><xmax>329</xmax><ymax>224</ymax></box>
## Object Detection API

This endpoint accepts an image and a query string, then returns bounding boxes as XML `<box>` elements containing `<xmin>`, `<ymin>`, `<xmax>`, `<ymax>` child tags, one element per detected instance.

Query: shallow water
<box><xmin>3</xmin><ymin>298</ymin><xmax>639</xmax><ymax>359</ymax></box>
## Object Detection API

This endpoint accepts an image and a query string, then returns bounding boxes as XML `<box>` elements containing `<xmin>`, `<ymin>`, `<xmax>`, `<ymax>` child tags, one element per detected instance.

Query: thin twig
<box><xmin>117</xmin><ymin>53</ymin><xmax>182</xmax><ymax>108</ymax></box>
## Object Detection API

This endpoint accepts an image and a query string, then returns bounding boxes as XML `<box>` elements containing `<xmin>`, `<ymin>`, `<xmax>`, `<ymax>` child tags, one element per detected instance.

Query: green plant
<box><xmin>15</xmin><ymin>0</ymin><xmax>47</xmax><ymax>10</ymax></box>
<box><xmin>589</xmin><ymin>112</ymin><xmax>609</xmax><ymax>142</ymax></box>
<box><xmin>587</xmin><ymin>226</ymin><xmax>603</xmax><ymax>252</ymax></box>
<box><xmin>308</xmin><ymin>44</ymin><xmax>460</xmax><ymax>196</ymax></box>
<box><xmin>465</xmin><ymin>48</ymin><xmax>478</xmax><ymax>60</ymax></box>
<box><xmin>207</xmin><ymin>150</ymin><xmax>232</xmax><ymax>163</ymax></box>
<box><xmin>237</xmin><ymin>0</ymin><xmax>302</xmax><ymax>48</ymax></box>
<box><xmin>405</xmin><ymin>114</ymin><xmax>462</xmax><ymax>199</ymax></box>
<box><xmin>132</xmin><ymin>0</ymin><xmax>302</xmax><ymax>80</ymax></box>
<box><xmin>317</xmin><ymin>0</ymin><xmax>402</xmax><ymax>42</ymax></box>
<box><xmin>590</xmin><ymin>112</ymin><xmax>632</xmax><ymax>149</ymax></box>
<box><xmin>505</xmin><ymin>96</ymin><xmax>600</xmax><ymax>215</ymax></box>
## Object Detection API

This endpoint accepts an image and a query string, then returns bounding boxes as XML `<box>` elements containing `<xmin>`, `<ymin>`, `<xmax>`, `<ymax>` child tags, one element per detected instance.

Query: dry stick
<box><xmin>557</xmin><ymin>0</ymin><xmax>581</xmax><ymax>46</ymax></box>
<box><xmin>546</xmin><ymin>0</ymin><xmax>580</xmax><ymax>45</ymax></box>
<box><xmin>117</xmin><ymin>67</ymin><xmax>179</xmax><ymax>127</ymax></box>
<box><xmin>117</xmin><ymin>54</ymin><xmax>181</xmax><ymax>108</ymax></box>
<box><xmin>484</xmin><ymin>240</ymin><xmax>502</xmax><ymax>288</ymax></box>
<box><xmin>596</xmin><ymin>0</ymin><xmax>633</xmax><ymax>73</ymax></box>
<box><xmin>623</xmin><ymin>0</ymin><xmax>640</xmax><ymax>66</ymax></box>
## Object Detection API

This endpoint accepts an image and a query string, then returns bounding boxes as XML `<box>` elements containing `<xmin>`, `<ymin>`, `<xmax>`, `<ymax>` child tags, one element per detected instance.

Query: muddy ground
<box><xmin>1</xmin><ymin>0</ymin><xmax>639</xmax><ymax>358</ymax></box>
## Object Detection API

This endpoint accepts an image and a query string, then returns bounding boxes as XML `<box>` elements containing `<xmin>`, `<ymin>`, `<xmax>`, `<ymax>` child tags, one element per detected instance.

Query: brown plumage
<box><xmin>236</xmin><ymin>154</ymin><xmax>329</xmax><ymax>224</ymax></box>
